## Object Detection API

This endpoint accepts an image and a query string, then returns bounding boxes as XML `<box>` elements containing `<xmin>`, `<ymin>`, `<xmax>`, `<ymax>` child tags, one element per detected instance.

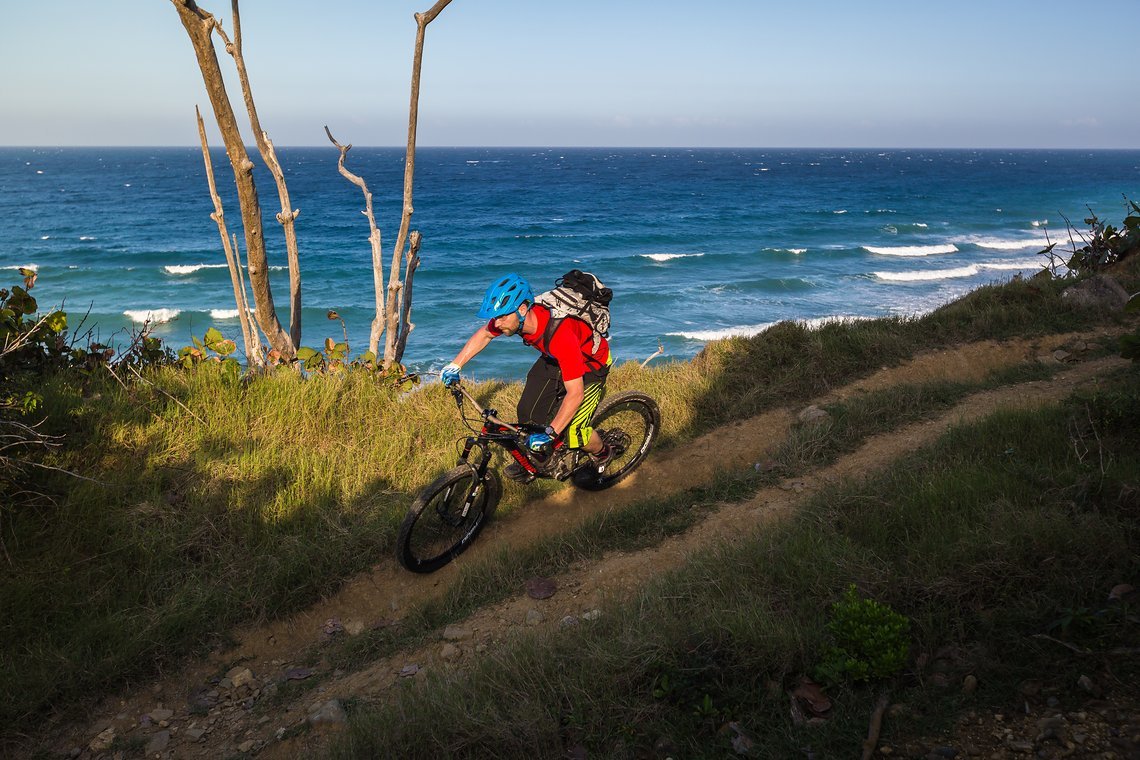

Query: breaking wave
<box><xmin>864</xmin><ymin>244</ymin><xmax>959</xmax><ymax>256</ymax></box>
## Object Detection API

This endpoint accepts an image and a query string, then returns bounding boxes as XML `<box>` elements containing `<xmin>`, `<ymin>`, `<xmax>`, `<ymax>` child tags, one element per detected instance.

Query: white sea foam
<box><xmin>641</xmin><ymin>253</ymin><xmax>705</xmax><ymax>262</ymax></box>
<box><xmin>41</xmin><ymin>235</ymin><xmax>51</xmax><ymax>240</ymax></box>
<box><xmin>2</xmin><ymin>263</ymin><xmax>38</xmax><ymax>272</ymax></box>
<box><xmin>124</xmin><ymin>308</ymin><xmax>181</xmax><ymax>324</ymax></box>
<box><xmin>874</xmin><ymin>265</ymin><xmax>979</xmax><ymax>282</ymax></box>
<box><xmin>968</xmin><ymin>236</ymin><xmax>1049</xmax><ymax>251</ymax></box>
<box><xmin>164</xmin><ymin>264</ymin><xmax>228</xmax><ymax>275</ymax></box>
<box><xmin>864</xmin><ymin>244</ymin><xmax>959</xmax><ymax>256</ymax></box>
<box><xmin>833</xmin><ymin>209</ymin><xmax>848</xmax><ymax>214</ymax></box>
<box><xmin>668</xmin><ymin>322</ymin><xmax>777</xmax><ymax>341</ymax></box>
<box><xmin>668</xmin><ymin>315</ymin><xmax>871</xmax><ymax>342</ymax></box>
<box><xmin>209</xmin><ymin>308</ymin><xmax>253</xmax><ymax>320</ymax></box>
<box><xmin>1031</xmin><ymin>219</ymin><xmax>1049</xmax><ymax>227</ymax></box>
<box><xmin>79</xmin><ymin>236</ymin><xmax>96</xmax><ymax>241</ymax></box>
<box><xmin>798</xmin><ymin>315</ymin><xmax>874</xmax><ymax>329</ymax></box>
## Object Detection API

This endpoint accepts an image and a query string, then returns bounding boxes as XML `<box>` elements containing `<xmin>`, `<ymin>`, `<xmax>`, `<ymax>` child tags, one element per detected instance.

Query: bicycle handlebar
<box><xmin>420</xmin><ymin>370</ymin><xmax>521</xmax><ymax>435</ymax></box>
<box><xmin>450</xmin><ymin>382</ymin><xmax>521</xmax><ymax>434</ymax></box>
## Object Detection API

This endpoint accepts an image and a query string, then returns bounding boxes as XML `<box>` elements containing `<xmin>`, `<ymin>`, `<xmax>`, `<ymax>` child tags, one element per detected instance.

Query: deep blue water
<box><xmin>2</xmin><ymin>147</ymin><xmax>1138</xmax><ymax>380</ymax></box>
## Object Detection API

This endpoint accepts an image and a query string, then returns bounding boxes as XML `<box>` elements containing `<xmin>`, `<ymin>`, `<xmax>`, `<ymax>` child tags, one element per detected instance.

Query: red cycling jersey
<box><xmin>486</xmin><ymin>304</ymin><xmax>610</xmax><ymax>382</ymax></box>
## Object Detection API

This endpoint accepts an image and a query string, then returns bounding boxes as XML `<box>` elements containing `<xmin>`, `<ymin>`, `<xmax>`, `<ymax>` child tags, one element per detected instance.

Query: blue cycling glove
<box><xmin>525</xmin><ymin>426</ymin><xmax>558</xmax><ymax>452</ymax></box>
<box><xmin>441</xmin><ymin>362</ymin><xmax>461</xmax><ymax>386</ymax></box>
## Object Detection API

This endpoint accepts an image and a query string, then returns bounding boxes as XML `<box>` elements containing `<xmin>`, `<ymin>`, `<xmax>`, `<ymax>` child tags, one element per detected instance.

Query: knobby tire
<box><xmin>396</xmin><ymin>465</ymin><xmax>502</xmax><ymax>573</ymax></box>
<box><xmin>571</xmin><ymin>390</ymin><xmax>660</xmax><ymax>491</ymax></box>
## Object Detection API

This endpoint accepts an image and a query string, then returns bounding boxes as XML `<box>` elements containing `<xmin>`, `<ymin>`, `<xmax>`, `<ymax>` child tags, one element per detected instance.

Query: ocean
<box><xmin>2</xmin><ymin>147</ymin><xmax>1138</xmax><ymax>380</ymax></box>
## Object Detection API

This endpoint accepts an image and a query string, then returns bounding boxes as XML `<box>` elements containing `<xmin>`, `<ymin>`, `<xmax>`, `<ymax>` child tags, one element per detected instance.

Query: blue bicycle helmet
<box><xmin>476</xmin><ymin>274</ymin><xmax>534</xmax><ymax>320</ymax></box>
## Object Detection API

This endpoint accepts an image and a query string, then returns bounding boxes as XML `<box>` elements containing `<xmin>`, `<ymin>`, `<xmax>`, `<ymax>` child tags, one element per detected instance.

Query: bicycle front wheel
<box><xmin>571</xmin><ymin>390</ymin><xmax>661</xmax><ymax>492</ymax></box>
<box><xmin>397</xmin><ymin>465</ymin><xmax>502</xmax><ymax>573</ymax></box>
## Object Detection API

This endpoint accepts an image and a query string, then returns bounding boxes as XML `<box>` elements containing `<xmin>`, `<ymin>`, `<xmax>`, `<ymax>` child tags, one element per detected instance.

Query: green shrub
<box><xmin>815</xmin><ymin>584</ymin><xmax>911</xmax><ymax>684</ymax></box>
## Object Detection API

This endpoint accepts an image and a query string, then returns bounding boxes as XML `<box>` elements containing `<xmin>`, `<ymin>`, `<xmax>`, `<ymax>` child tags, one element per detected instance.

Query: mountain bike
<box><xmin>396</xmin><ymin>381</ymin><xmax>661</xmax><ymax>573</ymax></box>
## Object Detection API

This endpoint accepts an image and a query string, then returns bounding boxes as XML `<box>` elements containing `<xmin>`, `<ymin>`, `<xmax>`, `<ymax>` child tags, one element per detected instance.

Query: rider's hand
<box><xmin>441</xmin><ymin>362</ymin><xmax>462</xmax><ymax>387</ymax></box>
<box><xmin>525</xmin><ymin>426</ymin><xmax>558</xmax><ymax>452</ymax></box>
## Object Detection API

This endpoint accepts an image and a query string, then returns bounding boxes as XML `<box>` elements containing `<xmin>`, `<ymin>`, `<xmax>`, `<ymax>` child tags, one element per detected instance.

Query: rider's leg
<box><xmin>582</xmin><ymin>430</ymin><xmax>604</xmax><ymax>455</ymax></box>
<box><xmin>505</xmin><ymin>358</ymin><xmax>563</xmax><ymax>483</ymax></box>
<box><xmin>517</xmin><ymin>356</ymin><xmax>563</xmax><ymax>427</ymax></box>
<box><xmin>566</xmin><ymin>376</ymin><xmax>608</xmax><ymax>458</ymax></box>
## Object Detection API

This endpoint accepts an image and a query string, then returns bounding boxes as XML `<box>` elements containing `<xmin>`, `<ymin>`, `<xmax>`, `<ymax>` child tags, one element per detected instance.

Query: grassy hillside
<box><xmin>333</xmin><ymin>369</ymin><xmax>1140</xmax><ymax>758</ymax></box>
<box><xmin>1</xmin><ymin>248</ymin><xmax>1138</xmax><ymax>751</ymax></box>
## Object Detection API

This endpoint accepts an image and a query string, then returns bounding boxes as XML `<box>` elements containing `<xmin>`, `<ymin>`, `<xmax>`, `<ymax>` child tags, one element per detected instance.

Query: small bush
<box><xmin>816</xmin><ymin>584</ymin><xmax>911</xmax><ymax>684</ymax></box>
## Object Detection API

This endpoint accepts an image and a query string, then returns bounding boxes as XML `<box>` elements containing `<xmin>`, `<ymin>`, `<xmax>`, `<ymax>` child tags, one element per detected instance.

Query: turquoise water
<box><xmin>2</xmin><ymin>147</ymin><xmax>1137</xmax><ymax>380</ymax></box>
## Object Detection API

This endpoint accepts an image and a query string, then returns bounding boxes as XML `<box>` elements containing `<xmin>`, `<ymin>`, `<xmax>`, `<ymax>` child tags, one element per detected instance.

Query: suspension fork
<box><xmin>458</xmin><ymin>435</ymin><xmax>496</xmax><ymax>475</ymax></box>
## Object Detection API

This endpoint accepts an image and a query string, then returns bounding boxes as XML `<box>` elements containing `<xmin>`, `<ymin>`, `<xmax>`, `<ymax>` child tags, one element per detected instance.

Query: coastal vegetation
<box><xmin>0</xmin><ymin>208</ymin><xmax>1137</xmax><ymax>755</ymax></box>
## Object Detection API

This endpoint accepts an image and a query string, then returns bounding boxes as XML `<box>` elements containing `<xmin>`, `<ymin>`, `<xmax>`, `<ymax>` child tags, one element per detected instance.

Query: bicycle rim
<box><xmin>398</xmin><ymin>467</ymin><xmax>498</xmax><ymax>573</ymax></box>
<box><xmin>572</xmin><ymin>391</ymin><xmax>660</xmax><ymax>491</ymax></box>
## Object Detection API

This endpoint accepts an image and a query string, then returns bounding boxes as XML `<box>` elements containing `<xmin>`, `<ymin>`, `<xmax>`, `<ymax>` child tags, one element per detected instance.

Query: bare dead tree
<box><xmin>215</xmin><ymin>0</ymin><xmax>303</xmax><ymax>349</ymax></box>
<box><xmin>324</xmin><ymin>127</ymin><xmax>386</xmax><ymax>356</ymax></box>
<box><xmin>196</xmin><ymin>106</ymin><xmax>263</xmax><ymax>368</ymax></box>
<box><xmin>171</xmin><ymin>0</ymin><xmax>295</xmax><ymax>360</ymax></box>
<box><xmin>393</xmin><ymin>230</ymin><xmax>422</xmax><ymax>362</ymax></box>
<box><xmin>383</xmin><ymin>0</ymin><xmax>454</xmax><ymax>369</ymax></box>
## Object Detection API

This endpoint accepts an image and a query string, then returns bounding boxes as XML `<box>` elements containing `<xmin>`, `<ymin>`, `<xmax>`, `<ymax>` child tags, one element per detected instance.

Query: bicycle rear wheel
<box><xmin>571</xmin><ymin>390</ymin><xmax>660</xmax><ymax>491</ymax></box>
<box><xmin>397</xmin><ymin>465</ymin><xmax>502</xmax><ymax>573</ymax></box>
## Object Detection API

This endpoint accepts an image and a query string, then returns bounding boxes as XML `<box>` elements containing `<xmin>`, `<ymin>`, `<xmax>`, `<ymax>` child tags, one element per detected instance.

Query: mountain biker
<box><xmin>441</xmin><ymin>273</ymin><xmax>614</xmax><ymax>482</ymax></box>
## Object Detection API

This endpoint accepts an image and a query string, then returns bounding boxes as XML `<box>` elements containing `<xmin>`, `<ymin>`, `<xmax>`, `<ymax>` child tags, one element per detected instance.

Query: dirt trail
<box><xmin>39</xmin><ymin>331</ymin><xmax>1125</xmax><ymax>759</ymax></box>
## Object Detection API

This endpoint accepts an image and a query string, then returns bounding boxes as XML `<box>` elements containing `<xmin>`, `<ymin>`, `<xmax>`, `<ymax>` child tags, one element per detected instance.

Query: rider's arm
<box><xmin>450</xmin><ymin>325</ymin><xmax>497</xmax><ymax>369</ymax></box>
<box><xmin>549</xmin><ymin>376</ymin><xmax>585</xmax><ymax>436</ymax></box>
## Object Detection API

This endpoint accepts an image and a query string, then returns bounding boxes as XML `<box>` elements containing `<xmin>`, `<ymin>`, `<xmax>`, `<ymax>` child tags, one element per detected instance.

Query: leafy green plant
<box><xmin>816</xmin><ymin>584</ymin><xmax>911</xmax><ymax>684</ymax></box>
<box><xmin>294</xmin><ymin>311</ymin><xmax>418</xmax><ymax>387</ymax></box>
<box><xmin>119</xmin><ymin>334</ymin><xmax>174</xmax><ymax>369</ymax></box>
<box><xmin>1066</xmin><ymin>198</ymin><xmax>1140</xmax><ymax>274</ymax></box>
<box><xmin>178</xmin><ymin>327</ymin><xmax>240</xmax><ymax>380</ymax></box>
<box><xmin>0</xmin><ymin>268</ymin><xmax>70</xmax><ymax>375</ymax></box>
<box><xmin>1045</xmin><ymin>605</ymin><xmax>1099</xmax><ymax>638</ymax></box>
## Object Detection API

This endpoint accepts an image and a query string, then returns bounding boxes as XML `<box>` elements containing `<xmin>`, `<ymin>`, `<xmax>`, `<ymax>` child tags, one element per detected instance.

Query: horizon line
<box><xmin>4</xmin><ymin>144</ymin><xmax>1140</xmax><ymax>152</ymax></box>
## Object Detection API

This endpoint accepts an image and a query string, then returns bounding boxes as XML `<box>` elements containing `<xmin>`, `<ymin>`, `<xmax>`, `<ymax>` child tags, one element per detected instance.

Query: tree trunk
<box><xmin>171</xmin><ymin>0</ymin><xmax>294</xmax><ymax>359</ymax></box>
<box><xmin>393</xmin><ymin>230</ymin><xmax>422</xmax><ymax>362</ymax></box>
<box><xmin>383</xmin><ymin>0</ymin><xmax>453</xmax><ymax>369</ymax></box>
<box><xmin>221</xmin><ymin>0</ymin><xmax>303</xmax><ymax>349</ymax></box>
<box><xmin>195</xmin><ymin>106</ymin><xmax>263</xmax><ymax>368</ymax></box>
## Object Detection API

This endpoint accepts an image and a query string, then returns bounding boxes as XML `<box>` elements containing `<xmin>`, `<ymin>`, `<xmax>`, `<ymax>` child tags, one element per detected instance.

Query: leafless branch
<box><xmin>860</xmin><ymin>692</ymin><xmax>891</xmax><ymax>760</ymax></box>
<box><xmin>1031</xmin><ymin>633</ymin><xmax>1140</xmax><ymax>656</ymax></box>
<box><xmin>170</xmin><ymin>0</ymin><xmax>294</xmax><ymax>358</ymax></box>
<box><xmin>197</xmin><ymin>105</ymin><xmax>262</xmax><ymax>367</ymax></box>
<box><xmin>0</xmin><ymin>312</ymin><xmax>55</xmax><ymax>361</ymax></box>
<box><xmin>641</xmin><ymin>340</ymin><xmax>665</xmax><ymax>368</ymax></box>
<box><xmin>325</xmin><ymin>126</ymin><xmax>386</xmax><ymax>355</ymax></box>
<box><xmin>216</xmin><ymin>0</ymin><xmax>304</xmax><ymax>348</ymax></box>
<box><xmin>384</xmin><ymin>0</ymin><xmax>454</xmax><ymax>368</ymax></box>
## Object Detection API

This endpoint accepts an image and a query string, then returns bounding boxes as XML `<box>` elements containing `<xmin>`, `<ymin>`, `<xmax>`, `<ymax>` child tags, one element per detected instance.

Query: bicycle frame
<box><xmin>449</xmin><ymin>383</ymin><xmax>585</xmax><ymax>482</ymax></box>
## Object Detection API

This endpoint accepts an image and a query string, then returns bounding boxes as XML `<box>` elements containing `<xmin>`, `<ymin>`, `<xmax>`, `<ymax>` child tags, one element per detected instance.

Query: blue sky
<box><xmin>3</xmin><ymin>0</ymin><xmax>1138</xmax><ymax>148</ymax></box>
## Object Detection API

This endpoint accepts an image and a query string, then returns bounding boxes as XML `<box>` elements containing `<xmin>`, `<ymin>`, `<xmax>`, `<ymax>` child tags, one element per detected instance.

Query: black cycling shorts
<box><xmin>517</xmin><ymin>356</ymin><xmax>609</xmax><ymax>449</ymax></box>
